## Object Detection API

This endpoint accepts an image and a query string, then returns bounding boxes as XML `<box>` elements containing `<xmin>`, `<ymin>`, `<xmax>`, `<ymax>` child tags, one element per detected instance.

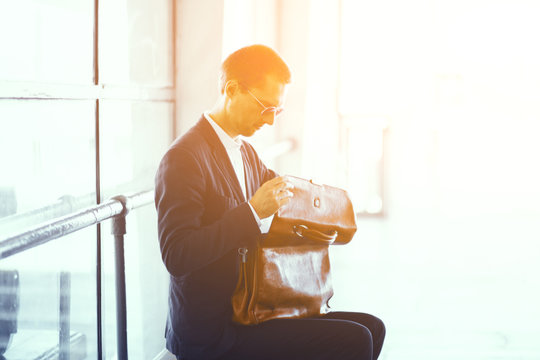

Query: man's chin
<box><xmin>243</xmin><ymin>127</ymin><xmax>259</xmax><ymax>137</ymax></box>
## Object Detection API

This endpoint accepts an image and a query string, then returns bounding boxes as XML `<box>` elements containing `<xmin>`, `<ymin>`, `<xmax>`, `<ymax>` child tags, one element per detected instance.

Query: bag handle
<box><xmin>293</xmin><ymin>224</ymin><xmax>338</xmax><ymax>245</ymax></box>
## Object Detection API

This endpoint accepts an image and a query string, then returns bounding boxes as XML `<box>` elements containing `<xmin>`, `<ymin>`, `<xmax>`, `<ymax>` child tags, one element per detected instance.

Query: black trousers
<box><xmin>219</xmin><ymin>312</ymin><xmax>385</xmax><ymax>360</ymax></box>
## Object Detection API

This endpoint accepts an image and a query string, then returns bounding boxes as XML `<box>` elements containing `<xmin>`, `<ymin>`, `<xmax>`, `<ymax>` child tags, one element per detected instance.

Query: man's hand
<box><xmin>249</xmin><ymin>176</ymin><xmax>294</xmax><ymax>219</ymax></box>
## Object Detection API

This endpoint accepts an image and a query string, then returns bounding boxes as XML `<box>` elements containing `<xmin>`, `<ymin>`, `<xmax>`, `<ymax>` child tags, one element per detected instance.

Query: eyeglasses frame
<box><xmin>240</xmin><ymin>84</ymin><xmax>284</xmax><ymax>117</ymax></box>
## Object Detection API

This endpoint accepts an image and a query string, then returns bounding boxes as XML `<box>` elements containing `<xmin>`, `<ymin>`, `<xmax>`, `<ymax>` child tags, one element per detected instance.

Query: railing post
<box><xmin>0</xmin><ymin>190</ymin><xmax>154</xmax><ymax>358</ymax></box>
<box><xmin>59</xmin><ymin>271</ymin><xmax>71</xmax><ymax>360</ymax></box>
<box><xmin>111</xmin><ymin>196</ymin><xmax>129</xmax><ymax>360</ymax></box>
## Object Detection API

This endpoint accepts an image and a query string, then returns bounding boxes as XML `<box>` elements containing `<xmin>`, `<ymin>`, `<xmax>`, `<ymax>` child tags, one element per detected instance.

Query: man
<box><xmin>155</xmin><ymin>44</ymin><xmax>385</xmax><ymax>360</ymax></box>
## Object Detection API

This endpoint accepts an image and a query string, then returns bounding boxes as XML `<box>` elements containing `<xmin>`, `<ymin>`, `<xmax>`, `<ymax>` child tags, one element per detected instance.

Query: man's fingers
<box><xmin>283</xmin><ymin>190</ymin><xmax>294</xmax><ymax>199</ymax></box>
<box><xmin>273</xmin><ymin>185</ymin><xmax>291</xmax><ymax>195</ymax></box>
<box><xmin>266</xmin><ymin>176</ymin><xmax>287</xmax><ymax>186</ymax></box>
<box><xmin>278</xmin><ymin>195</ymin><xmax>292</xmax><ymax>207</ymax></box>
<box><xmin>281</xmin><ymin>182</ymin><xmax>294</xmax><ymax>191</ymax></box>
<box><xmin>265</xmin><ymin>176</ymin><xmax>293</xmax><ymax>189</ymax></box>
<box><xmin>274</xmin><ymin>180</ymin><xmax>294</xmax><ymax>191</ymax></box>
<box><xmin>277</xmin><ymin>190</ymin><xmax>294</xmax><ymax>201</ymax></box>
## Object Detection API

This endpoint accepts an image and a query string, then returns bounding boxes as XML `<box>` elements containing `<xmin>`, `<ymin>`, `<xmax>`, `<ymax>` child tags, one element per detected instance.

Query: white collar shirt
<box><xmin>204</xmin><ymin>112</ymin><xmax>273</xmax><ymax>233</ymax></box>
<box><xmin>204</xmin><ymin>111</ymin><xmax>247</xmax><ymax>199</ymax></box>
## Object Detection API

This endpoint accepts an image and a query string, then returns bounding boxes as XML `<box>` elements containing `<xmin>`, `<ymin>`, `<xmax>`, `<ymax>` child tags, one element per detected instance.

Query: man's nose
<box><xmin>263</xmin><ymin>113</ymin><xmax>275</xmax><ymax>126</ymax></box>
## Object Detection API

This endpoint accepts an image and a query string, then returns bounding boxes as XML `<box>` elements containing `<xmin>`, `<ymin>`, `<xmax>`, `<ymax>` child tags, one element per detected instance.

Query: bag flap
<box><xmin>267</xmin><ymin>176</ymin><xmax>357</xmax><ymax>245</ymax></box>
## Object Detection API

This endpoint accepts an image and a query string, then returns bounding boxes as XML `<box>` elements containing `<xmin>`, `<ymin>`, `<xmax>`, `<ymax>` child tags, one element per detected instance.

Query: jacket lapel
<box><xmin>197</xmin><ymin>116</ymin><xmax>246</xmax><ymax>202</ymax></box>
<box><xmin>241</xmin><ymin>145</ymin><xmax>255</xmax><ymax>201</ymax></box>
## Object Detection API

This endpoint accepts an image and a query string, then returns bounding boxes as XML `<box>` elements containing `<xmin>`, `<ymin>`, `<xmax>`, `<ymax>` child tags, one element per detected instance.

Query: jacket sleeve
<box><xmin>155</xmin><ymin>147</ymin><xmax>261</xmax><ymax>278</ymax></box>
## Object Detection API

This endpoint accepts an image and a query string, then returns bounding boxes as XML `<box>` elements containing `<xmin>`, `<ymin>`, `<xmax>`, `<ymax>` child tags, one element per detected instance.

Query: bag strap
<box><xmin>293</xmin><ymin>224</ymin><xmax>337</xmax><ymax>245</ymax></box>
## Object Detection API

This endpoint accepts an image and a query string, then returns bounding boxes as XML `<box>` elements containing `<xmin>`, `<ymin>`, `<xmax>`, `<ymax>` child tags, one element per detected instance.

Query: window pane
<box><xmin>344</xmin><ymin>118</ymin><xmax>385</xmax><ymax>214</ymax></box>
<box><xmin>99</xmin><ymin>100</ymin><xmax>173</xmax><ymax>198</ymax></box>
<box><xmin>99</xmin><ymin>0</ymin><xmax>174</xmax><ymax>86</ymax></box>
<box><xmin>337</xmin><ymin>1</ymin><xmax>540</xmax><ymax>358</ymax></box>
<box><xmin>99</xmin><ymin>100</ymin><xmax>172</xmax><ymax>358</ymax></box>
<box><xmin>0</xmin><ymin>0</ymin><xmax>94</xmax><ymax>84</ymax></box>
<box><xmin>0</xmin><ymin>227</ymin><xmax>98</xmax><ymax>359</ymax></box>
<box><xmin>0</xmin><ymin>100</ymin><xmax>96</xmax><ymax>237</ymax></box>
<box><xmin>101</xmin><ymin>206</ymin><xmax>169</xmax><ymax>360</ymax></box>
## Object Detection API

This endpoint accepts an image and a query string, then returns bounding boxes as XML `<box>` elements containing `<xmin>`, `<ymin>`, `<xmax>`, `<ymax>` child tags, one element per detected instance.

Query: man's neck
<box><xmin>208</xmin><ymin>107</ymin><xmax>238</xmax><ymax>139</ymax></box>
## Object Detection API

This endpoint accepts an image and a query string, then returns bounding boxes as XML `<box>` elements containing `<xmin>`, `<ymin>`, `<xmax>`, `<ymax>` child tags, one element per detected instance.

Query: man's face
<box><xmin>228</xmin><ymin>75</ymin><xmax>288</xmax><ymax>137</ymax></box>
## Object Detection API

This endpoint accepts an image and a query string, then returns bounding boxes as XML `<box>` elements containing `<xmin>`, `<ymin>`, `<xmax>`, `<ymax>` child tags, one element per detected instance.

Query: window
<box><xmin>0</xmin><ymin>0</ymin><xmax>175</xmax><ymax>358</ymax></box>
<box><xmin>338</xmin><ymin>0</ymin><xmax>388</xmax><ymax>216</ymax></box>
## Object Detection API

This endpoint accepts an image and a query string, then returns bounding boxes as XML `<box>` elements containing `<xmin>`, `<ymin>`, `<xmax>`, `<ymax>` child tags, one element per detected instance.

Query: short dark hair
<box><xmin>220</xmin><ymin>44</ymin><xmax>291</xmax><ymax>93</ymax></box>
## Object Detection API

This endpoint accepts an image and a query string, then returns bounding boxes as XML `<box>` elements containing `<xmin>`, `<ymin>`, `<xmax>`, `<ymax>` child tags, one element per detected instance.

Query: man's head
<box><xmin>216</xmin><ymin>45</ymin><xmax>292</xmax><ymax>137</ymax></box>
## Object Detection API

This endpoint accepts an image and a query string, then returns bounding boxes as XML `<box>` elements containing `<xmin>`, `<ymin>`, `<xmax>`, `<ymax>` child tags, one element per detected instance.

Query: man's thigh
<box><xmin>322</xmin><ymin>312</ymin><xmax>386</xmax><ymax>359</ymax></box>
<box><xmin>222</xmin><ymin>316</ymin><xmax>373</xmax><ymax>360</ymax></box>
<box><xmin>322</xmin><ymin>312</ymin><xmax>385</xmax><ymax>342</ymax></box>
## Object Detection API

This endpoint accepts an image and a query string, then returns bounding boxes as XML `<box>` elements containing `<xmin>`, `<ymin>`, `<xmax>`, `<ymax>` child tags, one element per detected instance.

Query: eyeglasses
<box><xmin>243</xmin><ymin>87</ymin><xmax>284</xmax><ymax>118</ymax></box>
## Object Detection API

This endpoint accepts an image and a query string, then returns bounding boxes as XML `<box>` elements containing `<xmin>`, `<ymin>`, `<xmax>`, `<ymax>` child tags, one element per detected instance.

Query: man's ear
<box><xmin>224</xmin><ymin>80</ymin><xmax>240</xmax><ymax>98</ymax></box>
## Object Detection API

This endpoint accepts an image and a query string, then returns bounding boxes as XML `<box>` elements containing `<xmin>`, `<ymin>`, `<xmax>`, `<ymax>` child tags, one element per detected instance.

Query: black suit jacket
<box><xmin>155</xmin><ymin>116</ymin><xmax>277</xmax><ymax>359</ymax></box>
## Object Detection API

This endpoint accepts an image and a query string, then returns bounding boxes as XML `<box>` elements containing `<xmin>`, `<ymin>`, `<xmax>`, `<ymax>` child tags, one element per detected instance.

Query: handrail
<box><xmin>0</xmin><ymin>139</ymin><xmax>296</xmax><ymax>254</ymax></box>
<box><xmin>0</xmin><ymin>193</ymin><xmax>96</xmax><ymax>236</ymax></box>
<box><xmin>0</xmin><ymin>140</ymin><xmax>294</xmax><ymax>360</ymax></box>
<box><xmin>0</xmin><ymin>189</ymin><xmax>154</xmax><ymax>360</ymax></box>
<box><xmin>0</xmin><ymin>190</ymin><xmax>153</xmax><ymax>260</ymax></box>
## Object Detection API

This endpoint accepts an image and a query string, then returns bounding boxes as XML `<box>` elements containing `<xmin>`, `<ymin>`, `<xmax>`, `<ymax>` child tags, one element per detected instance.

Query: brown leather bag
<box><xmin>231</xmin><ymin>176</ymin><xmax>357</xmax><ymax>325</ymax></box>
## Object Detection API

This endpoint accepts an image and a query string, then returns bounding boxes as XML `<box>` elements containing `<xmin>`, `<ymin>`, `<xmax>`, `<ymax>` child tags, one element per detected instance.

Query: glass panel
<box><xmin>0</xmin><ymin>100</ymin><xmax>96</xmax><ymax>237</ymax></box>
<box><xmin>337</xmin><ymin>0</ymin><xmax>540</xmax><ymax>358</ymax></box>
<box><xmin>345</xmin><ymin>121</ymin><xmax>385</xmax><ymax>215</ymax></box>
<box><xmin>0</xmin><ymin>227</ymin><xmax>98</xmax><ymax>359</ymax></box>
<box><xmin>222</xmin><ymin>0</ymin><xmax>277</xmax><ymax>59</ymax></box>
<box><xmin>0</xmin><ymin>0</ymin><xmax>94</xmax><ymax>84</ymax></box>
<box><xmin>101</xmin><ymin>206</ymin><xmax>169</xmax><ymax>360</ymax></box>
<box><xmin>99</xmin><ymin>100</ymin><xmax>173</xmax><ymax>198</ymax></box>
<box><xmin>99</xmin><ymin>100</ymin><xmax>172</xmax><ymax>359</ymax></box>
<box><xmin>99</xmin><ymin>0</ymin><xmax>174</xmax><ymax>86</ymax></box>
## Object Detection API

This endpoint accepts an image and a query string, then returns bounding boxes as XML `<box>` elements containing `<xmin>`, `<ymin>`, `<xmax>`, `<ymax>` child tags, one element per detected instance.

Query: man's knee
<box><xmin>371</xmin><ymin>315</ymin><xmax>386</xmax><ymax>342</ymax></box>
<box><xmin>334</xmin><ymin>322</ymin><xmax>373</xmax><ymax>360</ymax></box>
<box><xmin>367</xmin><ymin>316</ymin><xmax>386</xmax><ymax>359</ymax></box>
<box><xmin>354</xmin><ymin>312</ymin><xmax>386</xmax><ymax>344</ymax></box>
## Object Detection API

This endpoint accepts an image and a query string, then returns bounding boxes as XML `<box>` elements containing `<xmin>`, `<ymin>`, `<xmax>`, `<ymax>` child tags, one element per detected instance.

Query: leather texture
<box><xmin>269</xmin><ymin>176</ymin><xmax>357</xmax><ymax>245</ymax></box>
<box><xmin>231</xmin><ymin>176</ymin><xmax>357</xmax><ymax>325</ymax></box>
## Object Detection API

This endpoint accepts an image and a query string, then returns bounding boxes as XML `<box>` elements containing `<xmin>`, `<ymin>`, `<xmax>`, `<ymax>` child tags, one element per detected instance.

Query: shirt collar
<box><xmin>204</xmin><ymin>111</ymin><xmax>242</xmax><ymax>151</ymax></box>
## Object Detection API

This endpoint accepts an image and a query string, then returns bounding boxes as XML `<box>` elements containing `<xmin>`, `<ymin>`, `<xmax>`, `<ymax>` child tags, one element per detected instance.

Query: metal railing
<box><xmin>0</xmin><ymin>190</ymin><xmax>154</xmax><ymax>360</ymax></box>
<box><xmin>0</xmin><ymin>138</ymin><xmax>296</xmax><ymax>359</ymax></box>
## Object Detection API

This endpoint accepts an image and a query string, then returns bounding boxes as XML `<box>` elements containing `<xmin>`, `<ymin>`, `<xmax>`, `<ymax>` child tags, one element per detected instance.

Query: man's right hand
<box><xmin>249</xmin><ymin>176</ymin><xmax>294</xmax><ymax>219</ymax></box>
